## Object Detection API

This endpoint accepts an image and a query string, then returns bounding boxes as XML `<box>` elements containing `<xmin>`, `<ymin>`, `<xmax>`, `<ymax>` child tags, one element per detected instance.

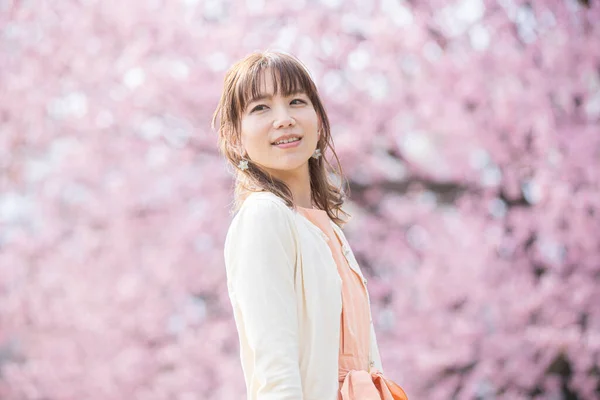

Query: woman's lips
<box><xmin>272</xmin><ymin>138</ymin><xmax>302</xmax><ymax>149</ymax></box>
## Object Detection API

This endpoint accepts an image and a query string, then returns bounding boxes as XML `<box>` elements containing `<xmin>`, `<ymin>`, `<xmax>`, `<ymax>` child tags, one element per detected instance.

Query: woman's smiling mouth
<box><xmin>272</xmin><ymin>137</ymin><xmax>302</xmax><ymax>148</ymax></box>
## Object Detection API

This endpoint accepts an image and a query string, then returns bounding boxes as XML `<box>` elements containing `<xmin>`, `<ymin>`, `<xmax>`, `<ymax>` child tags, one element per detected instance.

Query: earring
<box><xmin>238</xmin><ymin>159</ymin><xmax>249</xmax><ymax>171</ymax></box>
<box><xmin>311</xmin><ymin>149</ymin><xmax>322</xmax><ymax>160</ymax></box>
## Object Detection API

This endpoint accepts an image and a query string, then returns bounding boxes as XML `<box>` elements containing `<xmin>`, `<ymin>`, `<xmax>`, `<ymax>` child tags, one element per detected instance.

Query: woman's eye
<box><xmin>250</xmin><ymin>105</ymin><xmax>267</xmax><ymax>113</ymax></box>
<box><xmin>249</xmin><ymin>99</ymin><xmax>305</xmax><ymax>113</ymax></box>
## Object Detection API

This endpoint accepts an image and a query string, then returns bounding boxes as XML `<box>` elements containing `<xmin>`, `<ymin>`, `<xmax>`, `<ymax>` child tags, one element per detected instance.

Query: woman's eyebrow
<box><xmin>248</xmin><ymin>90</ymin><xmax>305</xmax><ymax>104</ymax></box>
<box><xmin>247</xmin><ymin>93</ymin><xmax>274</xmax><ymax>104</ymax></box>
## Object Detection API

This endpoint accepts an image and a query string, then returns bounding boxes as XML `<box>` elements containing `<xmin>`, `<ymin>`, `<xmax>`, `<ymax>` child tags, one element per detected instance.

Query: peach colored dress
<box><xmin>297</xmin><ymin>206</ymin><xmax>408</xmax><ymax>400</ymax></box>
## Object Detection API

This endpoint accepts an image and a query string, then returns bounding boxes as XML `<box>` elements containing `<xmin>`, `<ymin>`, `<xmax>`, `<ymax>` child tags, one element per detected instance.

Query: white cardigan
<box><xmin>224</xmin><ymin>191</ymin><xmax>384</xmax><ymax>400</ymax></box>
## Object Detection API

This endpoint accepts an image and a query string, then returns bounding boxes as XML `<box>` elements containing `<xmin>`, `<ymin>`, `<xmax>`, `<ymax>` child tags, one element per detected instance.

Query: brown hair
<box><xmin>211</xmin><ymin>50</ymin><xmax>351</xmax><ymax>227</ymax></box>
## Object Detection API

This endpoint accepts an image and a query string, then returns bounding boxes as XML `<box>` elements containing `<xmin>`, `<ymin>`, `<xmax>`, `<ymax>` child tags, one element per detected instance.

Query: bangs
<box><xmin>235</xmin><ymin>56</ymin><xmax>317</xmax><ymax>113</ymax></box>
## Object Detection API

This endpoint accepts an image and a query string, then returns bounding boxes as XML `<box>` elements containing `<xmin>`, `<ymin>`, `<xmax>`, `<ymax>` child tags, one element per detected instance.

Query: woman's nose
<box><xmin>272</xmin><ymin>106</ymin><xmax>296</xmax><ymax>129</ymax></box>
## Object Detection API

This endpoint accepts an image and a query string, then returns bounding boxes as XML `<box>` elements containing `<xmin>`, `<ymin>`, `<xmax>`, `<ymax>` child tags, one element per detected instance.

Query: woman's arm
<box><xmin>224</xmin><ymin>199</ymin><xmax>303</xmax><ymax>399</ymax></box>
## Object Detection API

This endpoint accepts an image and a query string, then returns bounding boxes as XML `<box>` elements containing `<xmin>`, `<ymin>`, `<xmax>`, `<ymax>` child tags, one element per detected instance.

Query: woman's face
<box><xmin>239</xmin><ymin>70</ymin><xmax>320</xmax><ymax>179</ymax></box>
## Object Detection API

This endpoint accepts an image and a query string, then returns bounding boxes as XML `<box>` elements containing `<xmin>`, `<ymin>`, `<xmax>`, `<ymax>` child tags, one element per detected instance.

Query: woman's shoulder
<box><xmin>224</xmin><ymin>191</ymin><xmax>297</xmax><ymax>251</ymax></box>
<box><xmin>228</xmin><ymin>192</ymin><xmax>295</xmax><ymax>231</ymax></box>
<box><xmin>237</xmin><ymin>191</ymin><xmax>292</xmax><ymax>216</ymax></box>
<box><xmin>244</xmin><ymin>190</ymin><xmax>288</xmax><ymax>206</ymax></box>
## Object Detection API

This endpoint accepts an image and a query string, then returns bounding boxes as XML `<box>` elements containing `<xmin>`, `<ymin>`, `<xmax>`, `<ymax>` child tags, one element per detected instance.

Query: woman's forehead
<box><xmin>240</xmin><ymin>66</ymin><xmax>308</xmax><ymax>103</ymax></box>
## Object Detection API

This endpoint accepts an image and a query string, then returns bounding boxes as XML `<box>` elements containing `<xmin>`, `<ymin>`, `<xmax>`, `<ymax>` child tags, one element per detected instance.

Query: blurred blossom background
<box><xmin>1</xmin><ymin>0</ymin><xmax>599</xmax><ymax>399</ymax></box>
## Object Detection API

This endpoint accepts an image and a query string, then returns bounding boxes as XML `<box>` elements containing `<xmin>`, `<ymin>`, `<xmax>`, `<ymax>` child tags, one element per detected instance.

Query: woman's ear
<box><xmin>317</xmin><ymin>119</ymin><xmax>325</xmax><ymax>136</ymax></box>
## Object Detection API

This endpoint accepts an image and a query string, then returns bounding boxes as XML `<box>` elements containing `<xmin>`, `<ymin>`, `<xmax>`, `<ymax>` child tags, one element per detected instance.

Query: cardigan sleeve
<box><xmin>224</xmin><ymin>198</ymin><xmax>303</xmax><ymax>400</ymax></box>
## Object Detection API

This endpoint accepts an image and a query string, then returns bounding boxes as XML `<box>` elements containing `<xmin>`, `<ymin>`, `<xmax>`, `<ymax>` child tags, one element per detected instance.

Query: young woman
<box><xmin>212</xmin><ymin>50</ymin><xmax>408</xmax><ymax>400</ymax></box>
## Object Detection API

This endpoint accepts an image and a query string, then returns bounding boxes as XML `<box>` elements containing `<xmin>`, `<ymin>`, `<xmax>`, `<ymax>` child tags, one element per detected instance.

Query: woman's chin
<box><xmin>262</xmin><ymin>159</ymin><xmax>311</xmax><ymax>175</ymax></box>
